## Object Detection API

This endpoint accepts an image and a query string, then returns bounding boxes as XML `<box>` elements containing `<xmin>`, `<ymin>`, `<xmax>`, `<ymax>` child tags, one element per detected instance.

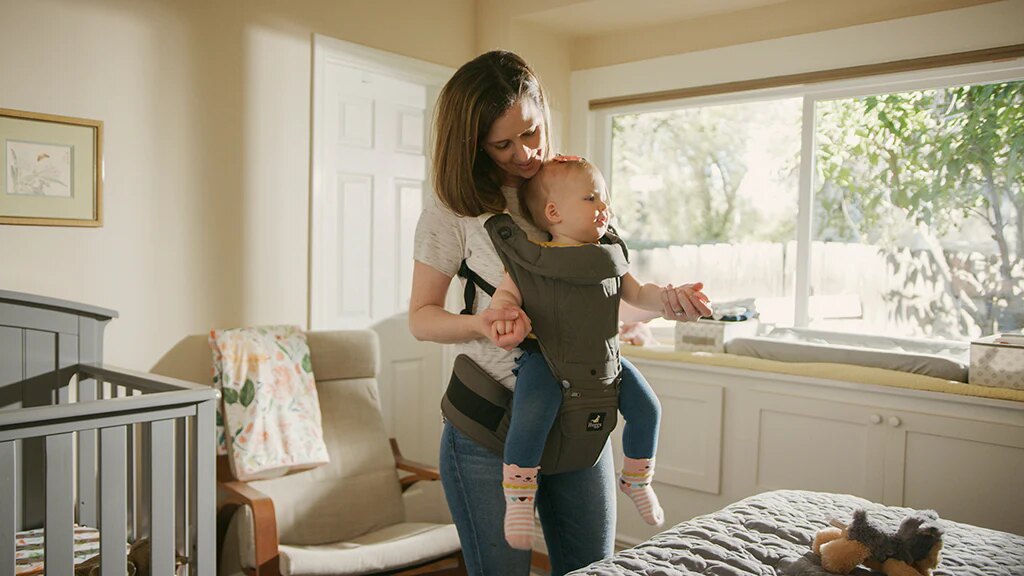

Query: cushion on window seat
<box><xmin>622</xmin><ymin>342</ymin><xmax>1024</xmax><ymax>402</ymax></box>
<box><xmin>725</xmin><ymin>327</ymin><xmax>969</xmax><ymax>382</ymax></box>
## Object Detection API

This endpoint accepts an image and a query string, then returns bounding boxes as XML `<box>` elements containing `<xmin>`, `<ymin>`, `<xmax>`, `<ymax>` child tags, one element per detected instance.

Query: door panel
<box><xmin>314</xmin><ymin>60</ymin><xmax>426</xmax><ymax>330</ymax></box>
<box><xmin>888</xmin><ymin>410</ymin><xmax>1024</xmax><ymax>535</ymax></box>
<box><xmin>647</xmin><ymin>374</ymin><xmax>723</xmax><ymax>494</ymax></box>
<box><xmin>746</xmin><ymin>391</ymin><xmax>886</xmax><ymax>501</ymax></box>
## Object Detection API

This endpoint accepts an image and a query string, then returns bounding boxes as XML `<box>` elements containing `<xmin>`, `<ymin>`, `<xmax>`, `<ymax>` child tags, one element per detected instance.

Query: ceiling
<box><xmin>516</xmin><ymin>0</ymin><xmax>792</xmax><ymax>37</ymax></box>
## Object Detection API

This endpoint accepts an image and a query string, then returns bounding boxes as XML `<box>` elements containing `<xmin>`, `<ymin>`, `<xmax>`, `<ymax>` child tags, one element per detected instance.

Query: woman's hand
<box><xmin>480</xmin><ymin>306</ymin><xmax>532</xmax><ymax>351</ymax></box>
<box><xmin>660</xmin><ymin>282</ymin><xmax>712</xmax><ymax>322</ymax></box>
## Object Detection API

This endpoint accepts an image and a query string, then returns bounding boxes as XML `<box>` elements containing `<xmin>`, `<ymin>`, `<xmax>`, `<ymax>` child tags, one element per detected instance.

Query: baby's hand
<box><xmin>491</xmin><ymin>317</ymin><xmax>528</xmax><ymax>350</ymax></box>
<box><xmin>492</xmin><ymin>318</ymin><xmax>515</xmax><ymax>336</ymax></box>
<box><xmin>662</xmin><ymin>282</ymin><xmax>713</xmax><ymax>321</ymax></box>
<box><xmin>483</xmin><ymin>306</ymin><xmax>532</xmax><ymax>351</ymax></box>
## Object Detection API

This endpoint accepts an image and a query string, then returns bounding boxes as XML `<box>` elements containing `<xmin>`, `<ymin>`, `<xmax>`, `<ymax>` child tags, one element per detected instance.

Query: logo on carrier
<box><xmin>587</xmin><ymin>412</ymin><xmax>606</xmax><ymax>431</ymax></box>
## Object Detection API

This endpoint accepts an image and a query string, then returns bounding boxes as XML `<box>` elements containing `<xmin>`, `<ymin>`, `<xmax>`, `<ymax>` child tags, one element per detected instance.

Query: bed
<box><xmin>569</xmin><ymin>490</ymin><xmax>1024</xmax><ymax>575</ymax></box>
<box><xmin>0</xmin><ymin>290</ymin><xmax>218</xmax><ymax>575</ymax></box>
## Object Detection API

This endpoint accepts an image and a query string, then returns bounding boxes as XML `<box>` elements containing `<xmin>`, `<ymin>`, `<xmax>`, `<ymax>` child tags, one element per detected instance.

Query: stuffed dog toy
<box><xmin>811</xmin><ymin>509</ymin><xmax>945</xmax><ymax>576</ymax></box>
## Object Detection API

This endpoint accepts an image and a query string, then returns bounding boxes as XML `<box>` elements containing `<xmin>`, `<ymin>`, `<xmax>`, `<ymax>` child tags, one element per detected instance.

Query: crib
<box><xmin>0</xmin><ymin>290</ymin><xmax>217</xmax><ymax>575</ymax></box>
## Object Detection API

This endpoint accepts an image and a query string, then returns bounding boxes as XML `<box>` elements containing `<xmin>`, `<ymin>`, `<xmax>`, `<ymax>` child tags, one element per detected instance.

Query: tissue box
<box><xmin>969</xmin><ymin>335</ymin><xmax>1024</xmax><ymax>390</ymax></box>
<box><xmin>675</xmin><ymin>318</ymin><xmax>759</xmax><ymax>353</ymax></box>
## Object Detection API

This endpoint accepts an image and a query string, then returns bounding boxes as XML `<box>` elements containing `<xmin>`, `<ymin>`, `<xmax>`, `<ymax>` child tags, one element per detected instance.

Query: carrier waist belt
<box><xmin>445</xmin><ymin>370</ymin><xmax>505</xmax><ymax>432</ymax></box>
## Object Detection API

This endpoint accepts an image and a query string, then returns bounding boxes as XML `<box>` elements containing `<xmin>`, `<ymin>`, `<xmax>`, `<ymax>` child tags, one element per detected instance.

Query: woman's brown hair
<box><xmin>432</xmin><ymin>50</ymin><xmax>552</xmax><ymax>217</ymax></box>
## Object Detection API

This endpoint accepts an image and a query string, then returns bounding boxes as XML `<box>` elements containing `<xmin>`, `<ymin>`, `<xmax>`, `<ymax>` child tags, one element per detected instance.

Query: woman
<box><xmin>409</xmin><ymin>50</ymin><xmax>705</xmax><ymax>576</ymax></box>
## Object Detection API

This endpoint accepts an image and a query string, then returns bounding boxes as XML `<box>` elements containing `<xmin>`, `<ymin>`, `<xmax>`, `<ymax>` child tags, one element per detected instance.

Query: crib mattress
<box><xmin>569</xmin><ymin>490</ymin><xmax>1024</xmax><ymax>575</ymax></box>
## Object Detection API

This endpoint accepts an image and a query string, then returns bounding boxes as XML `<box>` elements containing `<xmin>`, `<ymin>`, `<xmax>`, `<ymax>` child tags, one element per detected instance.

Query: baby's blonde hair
<box><xmin>520</xmin><ymin>157</ymin><xmax>600</xmax><ymax>231</ymax></box>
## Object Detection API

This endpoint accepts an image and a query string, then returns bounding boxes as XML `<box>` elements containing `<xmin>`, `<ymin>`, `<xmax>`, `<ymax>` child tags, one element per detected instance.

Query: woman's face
<box><xmin>482</xmin><ymin>97</ymin><xmax>545</xmax><ymax>186</ymax></box>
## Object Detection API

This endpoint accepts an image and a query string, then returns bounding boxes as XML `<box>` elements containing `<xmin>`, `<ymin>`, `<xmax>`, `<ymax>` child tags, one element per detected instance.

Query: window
<box><xmin>605</xmin><ymin>64</ymin><xmax>1024</xmax><ymax>340</ymax></box>
<box><xmin>611</xmin><ymin>98</ymin><xmax>803</xmax><ymax>327</ymax></box>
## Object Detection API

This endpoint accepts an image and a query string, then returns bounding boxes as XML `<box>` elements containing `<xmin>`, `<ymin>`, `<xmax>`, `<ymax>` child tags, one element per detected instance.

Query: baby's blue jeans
<box><xmin>504</xmin><ymin>349</ymin><xmax>660</xmax><ymax>466</ymax></box>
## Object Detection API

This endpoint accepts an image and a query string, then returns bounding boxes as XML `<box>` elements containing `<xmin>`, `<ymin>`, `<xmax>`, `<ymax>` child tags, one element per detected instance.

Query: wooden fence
<box><xmin>630</xmin><ymin>241</ymin><xmax>1021</xmax><ymax>338</ymax></box>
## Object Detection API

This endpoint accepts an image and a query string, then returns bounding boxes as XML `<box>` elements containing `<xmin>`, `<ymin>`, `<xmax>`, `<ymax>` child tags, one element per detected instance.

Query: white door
<box><xmin>311</xmin><ymin>37</ymin><xmax>454</xmax><ymax>474</ymax></box>
<box><xmin>313</xmin><ymin>55</ymin><xmax>426</xmax><ymax>329</ymax></box>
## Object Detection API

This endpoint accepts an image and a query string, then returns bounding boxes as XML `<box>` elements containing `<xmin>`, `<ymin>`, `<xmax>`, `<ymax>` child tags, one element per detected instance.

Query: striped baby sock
<box><xmin>619</xmin><ymin>457</ymin><xmax>664</xmax><ymax>526</ymax></box>
<box><xmin>502</xmin><ymin>463</ymin><xmax>540</xmax><ymax>550</ymax></box>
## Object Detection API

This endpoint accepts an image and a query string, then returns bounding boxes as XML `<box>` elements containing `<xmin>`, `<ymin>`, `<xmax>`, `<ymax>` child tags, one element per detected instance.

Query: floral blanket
<box><xmin>210</xmin><ymin>326</ymin><xmax>329</xmax><ymax>481</ymax></box>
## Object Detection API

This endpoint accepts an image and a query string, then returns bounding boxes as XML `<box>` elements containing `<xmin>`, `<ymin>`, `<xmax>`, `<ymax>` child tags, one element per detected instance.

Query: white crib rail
<box><xmin>0</xmin><ymin>365</ymin><xmax>218</xmax><ymax>576</ymax></box>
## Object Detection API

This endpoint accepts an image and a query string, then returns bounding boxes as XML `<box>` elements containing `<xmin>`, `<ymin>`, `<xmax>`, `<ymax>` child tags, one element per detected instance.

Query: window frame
<box><xmin>593</xmin><ymin>57</ymin><xmax>1024</xmax><ymax>330</ymax></box>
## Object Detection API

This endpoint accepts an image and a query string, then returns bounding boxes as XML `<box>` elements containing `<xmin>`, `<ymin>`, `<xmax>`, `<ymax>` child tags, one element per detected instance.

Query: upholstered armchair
<box><xmin>151</xmin><ymin>330</ymin><xmax>465</xmax><ymax>576</ymax></box>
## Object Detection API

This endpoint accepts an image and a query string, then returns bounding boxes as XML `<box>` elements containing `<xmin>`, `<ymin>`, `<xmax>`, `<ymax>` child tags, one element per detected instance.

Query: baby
<box><xmin>489</xmin><ymin>156</ymin><xmax>712</xmax><ymax>549</ymax></box>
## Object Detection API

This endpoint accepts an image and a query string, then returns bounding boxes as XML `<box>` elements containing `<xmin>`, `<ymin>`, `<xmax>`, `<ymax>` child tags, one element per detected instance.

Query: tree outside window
<box><xmin>609</xmin><ymin>78</ymin><xmax>1023</xmax><ymax>340</ymax></box>
<box><xmin>816</xmin><ymin>81</ymin><xmax>1023</xmax><ymax>339</ymax></box>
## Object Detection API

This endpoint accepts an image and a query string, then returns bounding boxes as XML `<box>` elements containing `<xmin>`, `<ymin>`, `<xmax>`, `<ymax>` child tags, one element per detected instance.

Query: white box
<box><xmin>969</xmin><ymin>335</ymin><xmax>1024</xmax><ymax>390</ymax></box>
<box><xmin>675</xmin><ymin>318</ymin><xmax>759</xmax><ymax>353</ymax></box>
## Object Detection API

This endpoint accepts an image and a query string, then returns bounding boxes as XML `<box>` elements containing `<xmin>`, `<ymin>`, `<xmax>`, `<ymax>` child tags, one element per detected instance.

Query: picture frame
<box><xmin>0</xmin><ymin>107</ymin><xmax>103</xmax><ymax>227</ymax></box>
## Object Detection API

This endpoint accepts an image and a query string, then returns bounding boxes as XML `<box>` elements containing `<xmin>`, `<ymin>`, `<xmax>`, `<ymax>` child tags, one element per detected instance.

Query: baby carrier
<box><xmin>441</xmin><ymin>214</ymin><xmax>629</xmax><ymax>474</ymax></box>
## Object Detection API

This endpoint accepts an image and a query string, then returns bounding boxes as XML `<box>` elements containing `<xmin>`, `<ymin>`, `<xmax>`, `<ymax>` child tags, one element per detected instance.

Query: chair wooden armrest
<box><xmin>390</xmin><ymin>438</ymin><xmax>441</xmax><ymax>491</ymax></box>
<box><xmin>218</xmin><ymin>476</ymin><xmax>281</xmax><ymax>576</ymax></box>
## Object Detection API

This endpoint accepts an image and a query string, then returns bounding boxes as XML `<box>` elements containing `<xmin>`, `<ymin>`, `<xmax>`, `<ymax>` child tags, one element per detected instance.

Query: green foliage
<box><xmin>240</xmin><ymin>379</ymin><xmax>256</xmax><ymax>408</ymax></box>
<box><xmin>816</xmin><ymin>80</ymin><xmax>1024</xmax><ymax>334</ymax></box>
<box><xmin>817</xmin><ymin>82</ymin><xmax>1024</xmax><ymax>236</ymax></box>
<box><xmin>611</xmin><ymin>99</ymin><xmax>800</xmax><ymax>247</ymax></box>
<box><xmin>609</xmin><ymin>78</ymin><xmax>1023</xmax><ymax>336</ymax></box>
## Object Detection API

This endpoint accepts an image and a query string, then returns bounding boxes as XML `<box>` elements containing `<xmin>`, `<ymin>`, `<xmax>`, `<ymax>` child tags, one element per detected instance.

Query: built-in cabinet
<box><xmin>612</xmin><ymin>354</ymin><xmax>1024</xmax><ymax>546</ymax></box>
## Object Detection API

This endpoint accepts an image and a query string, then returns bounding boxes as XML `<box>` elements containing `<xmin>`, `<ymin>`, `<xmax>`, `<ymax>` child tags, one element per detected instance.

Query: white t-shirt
<box><xmin>413</xmin><ymin>186</ymin><xmax>545</xmax><ymax>389</ymax></box>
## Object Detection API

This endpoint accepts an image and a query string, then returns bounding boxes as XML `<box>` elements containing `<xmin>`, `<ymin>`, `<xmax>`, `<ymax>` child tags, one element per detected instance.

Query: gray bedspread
<box><xmin>569</xmin><ymin>490</ymin><xmax>1024</xmax><ymax>576</ymax></box>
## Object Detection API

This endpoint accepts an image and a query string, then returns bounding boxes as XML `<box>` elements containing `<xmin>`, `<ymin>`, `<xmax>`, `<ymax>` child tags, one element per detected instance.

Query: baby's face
<box><xmin>550</xmin><ymin>168</ymin><xmax>611</xmax><ymax>244</ymax></box>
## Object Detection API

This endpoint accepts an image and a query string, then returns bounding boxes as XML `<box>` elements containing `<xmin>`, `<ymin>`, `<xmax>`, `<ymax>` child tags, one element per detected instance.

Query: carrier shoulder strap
<box><xmin>457</xmin><ymin>260</ymin><xmax>495</xmax><ymax>315</ymax></box>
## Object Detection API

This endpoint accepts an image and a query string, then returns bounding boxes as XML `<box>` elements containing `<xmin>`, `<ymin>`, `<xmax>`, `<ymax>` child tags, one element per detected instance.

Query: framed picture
<box><xmin>0</xmin><ymin>108</ymin><xmax>103</xmax><ymax>227</ymax></box>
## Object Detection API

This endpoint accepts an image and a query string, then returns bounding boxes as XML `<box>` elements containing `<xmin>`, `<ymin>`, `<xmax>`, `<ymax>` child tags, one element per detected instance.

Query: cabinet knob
<box><xmin>869</xmin><ymin>414</ymin><xmax>882</xmax><ymax>424</ymax></box>
<box><xmin>888</xmin><ymin>416</ymin><xmax>902</xmax><ymax>427</ymax></box>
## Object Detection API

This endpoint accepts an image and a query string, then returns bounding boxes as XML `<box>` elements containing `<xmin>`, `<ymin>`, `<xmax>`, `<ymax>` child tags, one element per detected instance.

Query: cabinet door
<box><xmin>647</xmin><ymin>373</ymin><xmax>723</xmax><ymax>495</ymax></box>
<box><xmin>745</xmin><ymin>391</ymin><xmax>887</xmax><ymax>501</ymax></box>
<box><xmin>882</xmin><ymin>410</ymin><xmax>1024</xmax><ymax>535</ymax></box>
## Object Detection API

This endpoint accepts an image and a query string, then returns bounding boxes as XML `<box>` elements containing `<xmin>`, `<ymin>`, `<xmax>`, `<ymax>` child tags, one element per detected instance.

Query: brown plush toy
<box><xmin>811</xmin><ymin>509</ymin><xmax>945</xmax><ymax>576</ymax></box>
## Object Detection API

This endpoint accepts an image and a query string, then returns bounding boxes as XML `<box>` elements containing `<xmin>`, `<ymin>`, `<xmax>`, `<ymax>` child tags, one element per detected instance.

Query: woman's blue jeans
<box><xmin>439</xmin><ymin>421</ymin><xmax>616</xmax><ymax>576</ymax></box>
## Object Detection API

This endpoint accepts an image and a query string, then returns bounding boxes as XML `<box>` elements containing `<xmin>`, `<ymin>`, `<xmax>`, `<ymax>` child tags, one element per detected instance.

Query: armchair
<box><xmin>151</xmin><ymin>330</ymin><xmax>465</xmax><ymax>576</ymax></box>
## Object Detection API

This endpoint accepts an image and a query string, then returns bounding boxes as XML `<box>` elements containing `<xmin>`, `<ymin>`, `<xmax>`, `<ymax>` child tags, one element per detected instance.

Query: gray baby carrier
<box><xmin>441</xmin><ymin>214</ymin><xmax>629</xmax><ymax>474</ymax></box>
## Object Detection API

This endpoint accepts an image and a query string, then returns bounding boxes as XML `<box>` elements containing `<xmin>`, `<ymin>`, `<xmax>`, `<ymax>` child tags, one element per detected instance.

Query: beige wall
<box><xmin>570</xmin><ymin>0</ymin><xmax>1001</xmax><ymax>70</ymax></box>
<box><xmin>0</xmin><ymin>0</ymin><xmax>474</xmax><ymax>369</ymax></box>
<box><xmin>476</xmin><ymin>0</ymin><xmax>573</xmax><ymax>151</ymax></box>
